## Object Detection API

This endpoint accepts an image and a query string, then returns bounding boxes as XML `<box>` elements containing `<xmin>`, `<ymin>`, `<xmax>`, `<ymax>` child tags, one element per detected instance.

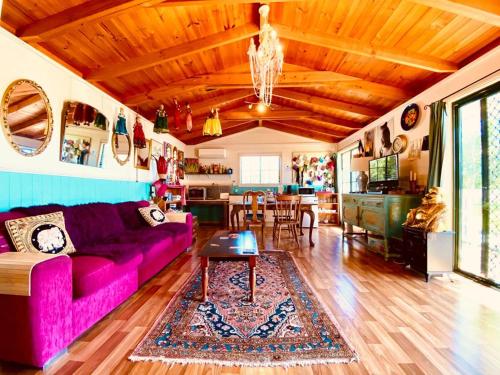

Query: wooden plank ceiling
<box><xmin>2</xmin><ymin>0</ymin><xmax>499</xmax><ymax>144</ymax></box>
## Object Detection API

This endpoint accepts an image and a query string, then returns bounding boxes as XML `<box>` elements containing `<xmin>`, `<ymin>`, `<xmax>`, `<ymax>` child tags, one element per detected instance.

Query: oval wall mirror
<box><xmin>112</xmin><ymin>133</ymin><xmax>131</xmax><ymax>165</ymax></box>
<box><xmin>1</xmin><ymin>79</ymin><xmax>53</xmax><ymax>156</ymax></box>
<box><xmin>60</xmin><ymin>101</ymin><xmax>110</xmax><ymax>168</ymax></box>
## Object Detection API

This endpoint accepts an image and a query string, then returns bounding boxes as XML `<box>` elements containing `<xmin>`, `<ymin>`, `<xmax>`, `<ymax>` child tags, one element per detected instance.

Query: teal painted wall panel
<box><xmin>0</xmin><ymin>171</ymin><xmax>150</xmax><ymax>212</ymax></box>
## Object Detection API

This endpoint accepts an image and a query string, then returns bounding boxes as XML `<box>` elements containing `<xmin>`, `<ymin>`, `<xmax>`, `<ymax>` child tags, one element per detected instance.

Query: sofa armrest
<box><xmin>0</xmin><ymin>255</ymin><xmax>73</xmax><ymax>367</ymax></box>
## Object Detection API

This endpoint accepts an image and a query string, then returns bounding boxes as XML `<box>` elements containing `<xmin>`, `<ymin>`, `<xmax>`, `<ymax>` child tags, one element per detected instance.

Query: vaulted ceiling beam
<box><xmin>273</xmin><ymin>89</ymin><xmax>384</xmax><ymax>117</ymax></box>
<box><xmin>10</xmin><ymin>114</ymin><xmax>48</xmax><ymax>133</ymax></box>
<box><xmin>181</xmin><ymin>121</ymin><xmax>258</xmax><ymax>145</ymax></box>
<box><xmin>86</xmin><ymin>24</ymin><xmax>259</xmax><ymax>81</ymax></box>
<box><xmin>407</xmin><ymin>0</ymin><xmax>500</xmax><ymax>27</ymax></box>
<box><xmin>8</xmin><ymin>95</ymin><xmax>42</xmax><ymax>114</ymax></box>
<box><xmin>262</xmin><ymin>121</ymin><xmax>342</xmax><ymax>143</ymax></box>
<box><xmin>150</xmin><ymin>0</ymin><xmax>301</xmax><ymax>8</ymax></box>
<box><xmin>274</xmin><ymin>24</ymin><xmax>458</xmax><ymax>73</ymax></box>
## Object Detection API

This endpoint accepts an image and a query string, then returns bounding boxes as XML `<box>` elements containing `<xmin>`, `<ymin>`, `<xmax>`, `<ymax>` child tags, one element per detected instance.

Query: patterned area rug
<box><xmin>130</xmin><ymin>251</ymin><xmax>358</xmax><ymax>367</ymax></box>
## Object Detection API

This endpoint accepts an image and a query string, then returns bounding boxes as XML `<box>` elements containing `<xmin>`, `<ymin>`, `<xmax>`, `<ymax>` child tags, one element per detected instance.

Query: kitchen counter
<box><xmin>186</xmin><ymin>199</ymin><xmax>229</xmax><ymax>227</ymax></box>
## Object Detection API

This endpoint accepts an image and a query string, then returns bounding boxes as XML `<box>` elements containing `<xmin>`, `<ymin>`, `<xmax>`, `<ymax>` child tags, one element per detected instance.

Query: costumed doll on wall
<box><xmin>172</xmin><ymin>147</ymin><xmax>178</xmax><ymax>184</ymax></box>
<box><xmin>115</xmin><ymin>107</ymin><xmax>128</xmax><ymax>135</ymax></box>
<box><xmin>133</xmin><ymin>115</ymin><xmax>146</xmax><ymax>149</ymax></box>
<box><xmin>94</xmin><ymin>111</ymin><xmax>107</xmax><ymax>130</ymax></box>
<box><xmin>185</xmin><ymin>103</ymin><xmax>193</xmax><ymax>133</ymax></box>
<box><xmin>154</xmin><ymin>104</ymin><xmax>169</xmax><ymax>133</ymax></box>
<box><xmin>173</xmin><ymin>98</ymin><xmax>181</xmax><ymax>130</ymax></box>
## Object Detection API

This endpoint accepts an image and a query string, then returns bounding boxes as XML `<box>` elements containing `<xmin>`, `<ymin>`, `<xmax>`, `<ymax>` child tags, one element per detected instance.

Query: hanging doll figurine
<box><xmin>115</xmin><ymin>107</ymin><xmax>128</xmax><ymax>135</ymax></box>
<box><xmin>154</xmin><ymin>104</ymin><xmax>169</xmax><ymax>133</ymax></box>
<box><xmin>133</xmin><ymin>115</ymin><xmax>146</xmax><ymax>149</ymax></box>
<box><xmin>185</xmin><ymin>103</ymin><xmax>193</xmax><ymax>132</ymax></box>
<box><xmin>173</xmin><ymin>98</ymin><xmax>181</xmax><ymax>130</ymax></box>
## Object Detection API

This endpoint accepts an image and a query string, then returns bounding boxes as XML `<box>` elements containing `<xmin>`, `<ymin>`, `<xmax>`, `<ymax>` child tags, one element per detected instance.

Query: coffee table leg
<box><xmin>249</xmin><ymin>256</ymin><xmax>256</xmax><ymax>302</ymax></box>
<box><xmin>201</xmin><ymin>256</ymin><xmax>209</xmax><ymax>302</ymax></box>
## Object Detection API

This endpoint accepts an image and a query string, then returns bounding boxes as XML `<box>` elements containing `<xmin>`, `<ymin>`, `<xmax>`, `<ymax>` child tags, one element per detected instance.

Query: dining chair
<box><xmin>242</xmin><ymin>191</ymin><xmax>266</xmax><ymax>243</ymax></box>
<box><xmin>273</xmin><ymin>194</ymin><xmax>302</xmax><ymax>248</ymax></box>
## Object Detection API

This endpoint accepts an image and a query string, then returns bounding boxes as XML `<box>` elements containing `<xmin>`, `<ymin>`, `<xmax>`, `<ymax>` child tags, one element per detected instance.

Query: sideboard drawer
<box><xmin>359</xmin><ymin>207</ymin><xmax>385</xmax><ymax>234</ymax></box>
<box><xmin>342</xmin><ymin>195</ymin><xmax>358</xmax><ymax>205</ymax></box>
<box><xmin>361</xmin><ymin>198</ymin><xmax>384</xmax><ymax>209</ymax></box>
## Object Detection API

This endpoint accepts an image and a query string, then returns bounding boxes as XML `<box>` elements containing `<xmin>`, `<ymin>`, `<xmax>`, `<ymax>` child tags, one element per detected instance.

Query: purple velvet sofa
<box><xmin>0</xmin><ymin>200</ymin><xmax>192</xmax><ymax>368</ymax></box>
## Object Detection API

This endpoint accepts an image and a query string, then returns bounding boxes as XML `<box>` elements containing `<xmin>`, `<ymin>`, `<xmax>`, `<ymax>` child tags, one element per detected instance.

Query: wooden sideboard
<box><xmin>342</xmin><ymin>193</ymin><xmax>421</xmax><ymax>260</ymax></box>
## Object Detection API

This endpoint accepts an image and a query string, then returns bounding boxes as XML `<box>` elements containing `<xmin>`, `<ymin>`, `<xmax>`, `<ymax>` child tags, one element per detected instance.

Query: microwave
<box><xmin>188</xmin><ymin>187</ymin><xmax>206</xmax><ymax>200</ymax></box>
<box><xmin>298</xmin><ymin>187</ymin><xmax>315</xmax><ymax>195</ymax></box>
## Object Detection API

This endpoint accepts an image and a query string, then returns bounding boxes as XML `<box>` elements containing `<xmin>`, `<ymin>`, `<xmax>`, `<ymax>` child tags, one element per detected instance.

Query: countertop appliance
<box><xmin>188</xmin><ymin>186</ymin><xmax>206</xmax><ymax>200</ymax></box>
<box><xmin>298</xmin><ymin>187</ymin><xmax>315</xmax><ymax>195</ymax></box>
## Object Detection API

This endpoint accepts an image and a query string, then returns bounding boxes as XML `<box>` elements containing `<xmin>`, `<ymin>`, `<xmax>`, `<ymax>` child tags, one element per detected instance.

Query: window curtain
<box><xmin>426</xmin><ymin>100</ymin><xmax>447</xmax><ymax>190</ymax></box>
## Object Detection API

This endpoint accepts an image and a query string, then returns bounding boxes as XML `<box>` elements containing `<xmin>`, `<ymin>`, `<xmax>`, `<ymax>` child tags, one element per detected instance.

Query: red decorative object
<box><xmin>133</xmin><ymin>115</ymin><xmax>146</xmax><ymax>149</ymax></box>
<box><xmin>185</xmin><ymin>103</ymin><xmax>192</xmax><ymax>133</ymax></box>
<box><xmin>157</xmin><ymin>155</ymin><xmax>168</xmax><ymax>179</ymax></box>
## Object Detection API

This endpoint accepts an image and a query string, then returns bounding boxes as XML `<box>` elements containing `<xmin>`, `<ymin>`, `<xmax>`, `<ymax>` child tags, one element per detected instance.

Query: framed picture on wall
<box><xmin>375</xmin><ymin>119</ymin><xmax>394</xmax><ymax>158</ymax></box>
<box><xmin>135</xmin><ymin>139</ymin><xmax>152</xmax><ymax>170</ymax></box>
<box><xmin>363</xmin><ymin>128</ymin><xmax>375</xmax><ymax>157</ymax></box>
<box><xmin>151</xmin><ymin>139</ymin><xmax>163</xmax><ymax>158</ymax></box>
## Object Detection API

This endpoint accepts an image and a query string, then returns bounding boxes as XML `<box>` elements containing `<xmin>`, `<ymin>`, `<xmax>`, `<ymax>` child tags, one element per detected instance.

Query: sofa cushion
<box><xmin>77</xmin><ymin>243</ymin><xmax>142</xmax><ymax>264</ymax></box>
<box><xmin>5</xmin><ymin>212</ymin><xmax>76</xmax><ymax>255</ymax></box>
<box><xmin>138</xmin><ymin>205</ymin><xmax>168</xmax><ymax>227</ymax></box>
<box><xmin>71</xmin><ymin>251</ymin><xmax>142</xmax><ymax>298</ymax></box>
<box><xmin>114</xmin><ymin>201</ymin><xmax>150</xmax><ymax>230</ymax></box>
<box><xmin>11</xmin><ymin>204</ymin><xmax>65</xmax><ymax>217</ymax></box>
<box><xmin>62</xmin><ymin>203</ymin><xmax>126</xmax><ymax>249</ymax></box>
<box><xmin>0</xmin><ymin>211</ymin><xmax>25</xmax><ymax>253</ymax></box>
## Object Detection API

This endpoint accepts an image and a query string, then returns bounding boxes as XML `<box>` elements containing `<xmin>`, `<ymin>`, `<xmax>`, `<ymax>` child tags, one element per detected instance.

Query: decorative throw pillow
<box><xmin>138</xmin><ymin>205</ymin><xmax>169</xmax><ymax>227</ymax></box>
<box><xmin>5</xmin><ymin>211</ymin><xmax>76</xmax><ymax>255</ymax></box>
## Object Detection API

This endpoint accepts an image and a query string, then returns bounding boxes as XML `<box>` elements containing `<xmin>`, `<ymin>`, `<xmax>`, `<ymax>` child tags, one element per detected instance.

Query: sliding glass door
<box><xmin>454</xmin><ymin>82</ymin><xmax>499</xmax><ymax>286</ymax></box>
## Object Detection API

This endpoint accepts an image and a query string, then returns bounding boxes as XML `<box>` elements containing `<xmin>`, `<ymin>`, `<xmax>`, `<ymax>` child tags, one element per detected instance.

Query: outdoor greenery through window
<box><xmin>455</xmin><ymin>82</ymin><xmax>499</xmax><ymax>286</ymax></box>
<box><xmin>240</xmin><ymin>155</ymin><xmax>280</xmax><ymax>185</ymax></box>
<box><xmin>340</xmin><ymin>147</ymin><xmax>359</xmax><ymax>194</ymax></box>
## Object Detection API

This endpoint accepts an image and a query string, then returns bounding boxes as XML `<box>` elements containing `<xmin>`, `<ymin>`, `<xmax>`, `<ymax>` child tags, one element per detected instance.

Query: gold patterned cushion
<box><xmin>138</xmin><ymin>205</ymin><xmax>169</xmax><ymax>227</ymax></box>
<box><xmin>5</xmin><ymin>211</ymin><xmax>76</xmax><ymax>255</ymax></box>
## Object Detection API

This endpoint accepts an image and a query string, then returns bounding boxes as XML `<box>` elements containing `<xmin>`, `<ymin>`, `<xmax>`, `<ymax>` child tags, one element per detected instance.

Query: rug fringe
<box><xmin>129</xmin><ymin>354</ymin><xmax>359</xmax><ymax>368</ymax></box>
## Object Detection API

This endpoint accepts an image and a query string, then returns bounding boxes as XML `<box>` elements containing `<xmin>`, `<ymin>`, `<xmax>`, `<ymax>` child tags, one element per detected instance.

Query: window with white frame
<box><xmin>240</xmin><ymin>155</ymin><xmax>281</xmax><ymax>185</ymax></box>
<box><xmin>340</xmin><ymin>146</ymin><xmax>360</xmax><ymax>194</ymax></box>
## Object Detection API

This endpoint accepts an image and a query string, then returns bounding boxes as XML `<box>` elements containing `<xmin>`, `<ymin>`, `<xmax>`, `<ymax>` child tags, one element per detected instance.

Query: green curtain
<box><xmin>426</xmin><ymin>100</ymin><xmax>447</xmax><ymax>190</ymax></box>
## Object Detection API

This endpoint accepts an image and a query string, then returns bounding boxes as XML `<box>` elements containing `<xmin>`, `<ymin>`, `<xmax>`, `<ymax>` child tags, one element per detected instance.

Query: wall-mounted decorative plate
<box><xmin>392</xmin><ymin>135</ymin><xmax>408</xmax><ymax>154</ymax></box>
<box><xmin>401</xmin><ymin>103</ymin><xmax>419</xmax><ymax>131</ymax></box>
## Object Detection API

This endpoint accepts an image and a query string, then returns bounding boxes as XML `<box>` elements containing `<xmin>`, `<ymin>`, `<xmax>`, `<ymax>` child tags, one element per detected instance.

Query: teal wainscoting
<box><xmin>0</xmin><ymin>171</ymin><xmax>150</xmax><ymax>212</ymax></box>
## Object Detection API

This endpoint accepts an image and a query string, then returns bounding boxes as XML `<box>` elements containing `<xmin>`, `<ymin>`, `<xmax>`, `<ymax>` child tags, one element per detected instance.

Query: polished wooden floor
<box><xmin>2</xmin><ymin>226</ymin><xmax>500</xmax><ymax>375</ymax></box>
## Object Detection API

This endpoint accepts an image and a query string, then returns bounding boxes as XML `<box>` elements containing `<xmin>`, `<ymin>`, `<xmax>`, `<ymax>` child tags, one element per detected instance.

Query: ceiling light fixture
<box><xmin>248</xmin><ymin>4</ymin><xmax>283</xmax><ymax>107</ymax></box>
<box><xmin>256</xmin><ymin>101</ymin><xmax>267</xmax><ymax>113</ymax></box>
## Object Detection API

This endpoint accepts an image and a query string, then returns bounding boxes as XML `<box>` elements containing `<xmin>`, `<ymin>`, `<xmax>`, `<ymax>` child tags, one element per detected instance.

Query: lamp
<box><xmin>351</xmin><ymin>156</ymin><xmax>371</xmax><ymax>193</ymax></box>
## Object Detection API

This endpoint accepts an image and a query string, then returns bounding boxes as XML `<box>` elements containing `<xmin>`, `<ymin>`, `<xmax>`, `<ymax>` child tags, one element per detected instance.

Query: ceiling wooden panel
<box><xmin>1</xmin><ymin>0</ymin><xmax>498</xmax><ymax>144</ymax></box>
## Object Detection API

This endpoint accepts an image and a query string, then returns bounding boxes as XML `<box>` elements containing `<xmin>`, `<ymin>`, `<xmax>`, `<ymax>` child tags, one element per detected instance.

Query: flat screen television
<box><xmin>368</xmin><ymin>154</ymin><xmax>399</xmax><ymax>192</ymax></box>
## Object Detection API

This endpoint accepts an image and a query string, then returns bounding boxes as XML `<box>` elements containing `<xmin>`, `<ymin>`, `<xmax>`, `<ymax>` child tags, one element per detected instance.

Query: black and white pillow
<box><xmin>5</xmin><ymin>211</ymin><xmax>76</xmax><ymax>255</ymax></box>
<box><xmin>138</xmin><ymin>205</ymin><xmax>169</xmax><ymax>227</ymax></box>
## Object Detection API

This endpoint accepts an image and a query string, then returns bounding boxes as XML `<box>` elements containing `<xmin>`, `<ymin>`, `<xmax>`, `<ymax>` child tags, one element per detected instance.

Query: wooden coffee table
<box><xmin>199</xmin><ymin>230</ymin><xmax>259</xmax><ymax>302</ymax></box>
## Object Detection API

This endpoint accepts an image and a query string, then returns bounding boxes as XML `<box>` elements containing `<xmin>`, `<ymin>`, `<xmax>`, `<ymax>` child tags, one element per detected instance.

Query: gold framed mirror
<box><xmin>112</xmin><ymin>133</ymin><xmax>131</xmax><ymax>165</ymax></box>
<box><xmin>135</xmin><ymin>139</ymin><xmax>152</xmax><ymax>170</ymax></box>
<box><xmin>1</xmin><ymin>79</ymin><xmax>53</xmax><ymax>156</ymax></box>
<box><xmin>60</xmin><ymin>101</ymin><xmax>110</xmax><ymax>167</ymax></box>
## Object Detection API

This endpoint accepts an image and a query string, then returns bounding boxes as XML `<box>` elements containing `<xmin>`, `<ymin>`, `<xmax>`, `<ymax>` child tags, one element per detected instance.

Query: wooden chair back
<box><xmin>274</xmin><ymin>194</ymin><xmax>301</xmax><ymax>223</ymax></box>
<box><xmin>243</xmin><ymin>191</ymin><xmax>266</xmax><ymax>224</ymax></box>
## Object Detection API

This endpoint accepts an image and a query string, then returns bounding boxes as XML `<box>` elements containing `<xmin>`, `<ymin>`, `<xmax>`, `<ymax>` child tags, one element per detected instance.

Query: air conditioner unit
<box><xmin>198</xmin><ymin>148</ymin><xmax>227</xmax><ymax>159</ymax></box>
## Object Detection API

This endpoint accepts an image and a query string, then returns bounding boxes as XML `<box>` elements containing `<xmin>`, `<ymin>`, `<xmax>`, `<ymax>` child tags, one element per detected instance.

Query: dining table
<box><xmin>229</xmin><ymin>202</ymin><xmax>316</xmax><ymax>247</ymax></box>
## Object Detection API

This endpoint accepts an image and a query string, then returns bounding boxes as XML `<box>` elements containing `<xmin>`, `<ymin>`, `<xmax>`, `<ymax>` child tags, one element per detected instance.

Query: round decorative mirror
<box><xmin>1</xmin><ymin>79</ymin><xmax>53</xmax><ymax>156</ymax></box>
<box><xmin>112</xmin><ymin>133</ymin><xmax>131</xmax><ymax>165</ymax></box>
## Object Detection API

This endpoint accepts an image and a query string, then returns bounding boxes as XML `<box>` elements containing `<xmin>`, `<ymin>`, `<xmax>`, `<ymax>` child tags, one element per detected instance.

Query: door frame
<box><xmin>452</xmin><ymin>81</ymin><xmax>500</xmax><ymax>288</ymax></box>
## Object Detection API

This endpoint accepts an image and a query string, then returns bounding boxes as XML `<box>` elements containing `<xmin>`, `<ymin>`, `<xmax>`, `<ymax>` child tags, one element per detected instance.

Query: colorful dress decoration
<box><xmin>115</xmin><ymin>107</ymin><xmax>128</xmax><ymax>135</ymax></box>
<box><xmin>173</xmin><ymin>98</ymin><xmax>181</xmax><ymax>130</ymax></box>
<box><xmin>154</xmin><ymin>104</ymin><xmax>169</xmax><ymax>133</ymax></box>
<box><xmin>156</xmin><ymin>155</ymin><xmax>168</xmax><ymax>180</ymax></box>
<box><xmin>185</xmin><ymin>103</ymin><xmax>193</xmax><ymax>133</ymax></box>
<box><xmin>202</xmin><ymin>108</ymin><xmax>222</xmax><ymax>136</ymax></box>
<box><xmin>133</xmin><ymin>115</ymin><xmax>146</xmax><ymax>149</ymax></box>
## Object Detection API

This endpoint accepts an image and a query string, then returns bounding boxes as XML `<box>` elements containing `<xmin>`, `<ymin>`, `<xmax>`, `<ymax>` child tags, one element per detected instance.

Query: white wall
<box><xmin>184</xmin><ymin>127</ymin><xmax>336</xmax><ymax>186</ymax></box>
<box><xmin>0</xmin><ymin>28</ymin><xmax>185</xmax><ymax>182</ymax></box>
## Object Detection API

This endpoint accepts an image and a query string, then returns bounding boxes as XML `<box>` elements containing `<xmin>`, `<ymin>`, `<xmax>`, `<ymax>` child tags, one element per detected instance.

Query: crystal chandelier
<box><xmin>248</xmin><ymin>5</ymin><xmax>284</xmax><ymax>107</ymax></box>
